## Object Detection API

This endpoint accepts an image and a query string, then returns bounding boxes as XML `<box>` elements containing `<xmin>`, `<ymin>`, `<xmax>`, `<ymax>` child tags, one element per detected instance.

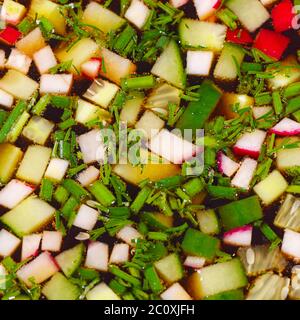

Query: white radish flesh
<box><xmin>186</xmin><ymin>50</ymin><xmax>214</xmax><ymax>76</ymax></box>
<box><xmin>252</xmin><ymin>106</ymin><xmax>272</xmax><ymax>119</ymax></box>
<box><xmin>33</xmin><ymin>45</ymin><xmax>57</xmax><ymax>74</ymax></box>
<box><xmin>233</xmin><ymin>129</ymin><xmax>267</xmax><ymax>159</ymax></box>
<box><xmin>109</xmin><ymin>243</ymin><xmax>130</xmax><ymax>264</ymax></box>
<box><xmin>40</xmin><ymin>74</ymin><xmax>73</xmax><ymax>95</ymax></box>
<box><xmin>0</xmin><ymin>229</ymin><xmax>21</xmax><ymax>257</ymax></box>
<box><xmin>0</xmin><ymin>179</ymin><xmax>35</xmax><ymax>209</ymax></box>
<box><xmin>231</xmin><ymin>158</ymin><xmax>257</xmax><ymax>190</ymax></box>
<box><xmin>161</xmin><ymin>283</ymin><xmax>192</xmax><ymax>300</ymax></box>
<box><xmin>5</xmin><ymin>48</ymin><xmax>32</xmax><ymax>74</ymax></box>
<box><xmin>16</xmin><ymin>251</ymin><xmax>59</xmax><ymax>286</ymax></box>
<box><xmin>223</xmin><ymin>225</ymin><xmax>253</xmax><ymax>247</ymax></box>
<box><xmin>270</xmin><ymin>118</ymin><xmax>300</xmax><ymax>136</ymax></box>
<box><xmin>21</xmin><ymin>233</ymin><xmax>42</xmax><ymax>261</ymax></box>
<box><xmin>41</xmin><ymin>231</ymin><xmax>63</xmax><ymax>252</ymax></box>
<box><xmin>184</xmin><ymin>256</ymin><xmax>206</xmax><ymax>269</ymax></box>
<box><xmin>148</xmin><ymin>129</ymin><xmax>202</xmax><ymax>164</ymax></box>
<box><xmin>81</xmin><ymin>58</ymin><xmax>101</xmax><ymax>79</ymax></box>
<box><xmin>73</xmin><ymin>204</ymin><xmax>99</xmax><ymax>231</ymax></box>
<box><xmin>85</xmin><ymin>241</ymin><xmax>109</xmax><ymax>271</ymax></box>
<box><xmin>44</xmin><ymin>158</ymin><xmax>69</xmax><ymax>183</ymax></box>
<box><xmin>1</xmin><ymin>0</ymin><xmax>26</xmax><ymax>25</ymax></box>
<box><xmin>77</xmin><ymin>129</ymin><xmax>106</xmax><ymax>164</ymax></box>
<box><xmin>0</xmin><ymin>50</ymin><xmax>6</xmax><ymax>68</ymax></box>
<box><xmin>169</xmin><ymin>0</ymin><xmax>189</xmax><ymax>8</ymax></box>
<box><xmin>0</xmin><ymin>88</ymin><xmax>14</xmax><ymax>109</ymax></box>
<box><xmin>124</xmin><ymin>0</ymin><xmax>151</xmax><ymax>29</ymax></box>
<box><xmin>217</xmin><ymin>152</ymin><xmax>240</xmax><ymax>177</ymax></box>
<box><xmin>282</xmin><ymin>229</ymin><xmax>300</xmax><ymax>260</ymax></box>
<box><xmin>193</xmin><ymin>0</ymin><xmax>220</xmax><ymax>20</ymax></box>
<box><xmin>76</xmin><ymin>166</ymin><xmax>100</xmax><ymax>187</ymax></box>
<box><xmin>116</xmin><ymin>225</ymin><xmax>143</xmax><ymax>247</ymax></box>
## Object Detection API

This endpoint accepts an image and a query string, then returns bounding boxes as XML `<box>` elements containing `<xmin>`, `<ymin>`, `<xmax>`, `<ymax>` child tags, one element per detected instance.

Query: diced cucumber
<box><xmin>86</xmin><ymin>282</ymin><xmax>121</xmax><ymax>300</ymax></box>
<box><xmin>141</xmin><ymin>212</ymin><xmax>173</xmax><ymax>230</ymax></box>
<box><xmin>0</xmin><ymin>143</ymin><xmax>23</xmax><ymax>184</ymax></box>
<box><xmin>22</xmin><ymin>116</ymin><xmax>54</xmax><ymax>145</ymax></box>
<box><xmin>120</xmin><ymin>92</ymin><xmax>144</xmax><ymax>127</ymax></box>
<box><xmin>183</xmin><ymin>178</ymin><xmax>204</xmax><ymax>198</ymax></box>
<box><xmin>246</xmin><ymin>272</ymin><xmax>289</xmax><ymax>300</ymax></box>
<box><xmin>16</xmin><ymin>145</ymin><xmax>51</xmax><ymax>185</ymax></box>
<box><xmin>226</xmin><ymin>0</ymin><xmax>270</xmax><ymax>32</ymax></box>
<box><xmin>181</xmin><ymin>228</ymin><xmax>220</xmax><ymax>260</ymax></box>
<box><xmin>237</xmin><ymin>245</ymin><xmax>287</xmax><ymax>276</ymax></box>
<box><xmin>218</xmin><ymin>196</ymin><xmax>263</xmax><ymax>231</ymax></box>
<box><xmin>75</xmin><ymin>99</ymin><xmax>111</xmax><ymax>126</ymax></box>
<box><xmin>0</xmin><ymin>196</ymin><xmax>55</xmax><ymax>237</ymax></box>
<box><xmin>55</xmin><ymin>243</ymin><xmax>85</xmax><ymax>278</ymax></box>
<box><xmin>214</xmin><ymin>43</ymin><xmax>245</xmax><ymax>81</ymax></box>
<box><xmin>204</xmin><ymin>289</ymin><xmax>244</xmax><ymax>300</ymax></box>
<box><xmin>274</xmin><ymin>194</ymin><xmax>300</xmax><ymax>231</ymax></box>
<box><xmin>197</xmin><ymin>209</ymin><xmax>220</xmax><ymax>235</ymax></box>
<box><xmin>154</xmin><ymin>253</ymin><xmax>183</xmax><ymax>285</ymax></box>
<box><xmin>42</xmin><ymin>273</ymin><xmax>80</xmax><ymax>300</ymax></box>
<box><xmin>151</xmin><ymin>40</ymin><xmax>186</xmax><ymax>89</ymax></box>
<box><xmin>176</xmin><ymin>80</ymin><xmax>222</xmax><ymax>131</ymax></box>
<box><xmin>276</xmin><ymin>140</ymin><xmax>300</xmax><ymax>176</ymax></box>
<box><xmin>82</xmin><ymin>2</ymin><xmax>125</xmax><ymax>34</ymax></box>
<box><xmin>187</xmin><ymin>258</ymin><xmax>248</xmax><ymax>299</ymax></box>
<box><xmin>253</xmin><ymin>170</ymin><xmax>288</xmax><ymax>205</ymax></box>
<box><xmin>179</xmin><ymin>19</ymin><xmax>227</xmax><ymax>52</ymax></box>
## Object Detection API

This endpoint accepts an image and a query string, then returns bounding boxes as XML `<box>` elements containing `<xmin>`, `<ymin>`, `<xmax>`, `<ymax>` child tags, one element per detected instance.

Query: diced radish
<box><xmin>41</xmin><ymin>231</ymin><xmax>63</xmax><ymax>252</ymax></box>
<box><xmin>184</xmin><ymin>256</ymin><xmax>206</xmax><ymax>269</ymax></box>
<box><xmin>282</xmin><ymin>229</ymin><xmax>300</xmax><ymax>260</ymax></box>
<box><xmin>270</xmin><ymin>118</ymin><xmax>300</xmax><ymax>136</ymax></box>
<box><xmin>85</xmin><ymin>241</ymin><xmax>109</xmax><ymax>271</ymax></box>
<box><xmin>16</xmin><ymin>27</ymin><xmax>46</xmax><ymax>57</ymax></box>
<box><xmin>271</xmin><ymin>0</ymin><xmax>295</xmax><ymax>32</ymax></box>
<box><xmin>0</xmin><ymin>179</ymin><xmax>35</xmax><ymax>209</ymax></box>
<box><xmin>223</xmin><ymin>225</ymin><xmax>253</xmax><ymax>247</ymax></box>
<box><xmin>0</xmin><ymin>49</ymin><xmax>6</xmax><ymax>68</ymax></box>
<box><xmin>77</xmin><ymin>129</ymin><xmax>106</xmax><ymax>164</ymax></box>
<box><xmin>148</xmin><ymin>129</ymin><xmax>202</xmax><ymax>164</ymax></box>
<box><xmin>260</xmin><ymin>0</ymin><xmax>278</xmax><ymax>6</ymax></box>
<box><xmin>161</xmin><ymin>283</ymin><xmax>192</xmax><ymax>300</ymax></box>
<box><xmin>0</xmin><ymin>229</ymin><xmax>21</xmax><ymax>257</ymax></box>
<box><xmin>0</xmin><ymin>26</ymin><xmax>21</xmax><ymax>45</ymax></box>
<box><xmin>0</xmin><ymin>88</ymin><xmax>14</xmax><ymax>109</ymax></box>
<box><xmin>233</xmin><ymin>129</ymin><xmax>267</xmax><ymax>159</ymax></box>
<box><xmin>186</xmin><ymin>50</ymin><xmax>214</xmax><ymax>76</ymax></box>
<box><xmin>116</xmin><ymin>225</ymin><xmax>143</xmax><ymax>247</ymax></box>
<box><xmin>73</xmin><ymin>204</ymin><xmax>98</xmax><ymax>231</ymax></box>
<box><xmin>1</xmin><ymin>0</ymin><xmax>26</xmax><ymax>25</ymax></box>
<box><xmin>135</xmin><ymin>110</ymin><xmax>165</xmax><ymax>139</ymax></box>
<box><xmin>17</xmin><ymin>251</ymin><xmax>59</xmax><ymax>286</ymax></box>
<box><xmin>40</xmin><ymin>74</ymin><xmax>73</xmax><ymax>95</ymax></box>
<box><xmin>5</xmin><ymin>48</ymin><xmax>32</xmax><ymax>74</ymax></box>
<box><xmin>81</xmin><ymin>58</ymin><xmax>101</xmax><ymax>79</ymax></box>
<box><xmin>0</xmin><ymin>264</ymin><xmax>7</xmax><ymax>289</ymax></box>
<box><xmin>253</xmin><ymin>29</ymin><xmax>290</xmax><ymax>61</ymax></box>
<box><xmin>76</xmin><ymin>166</ymin><xmax>100</xmax><ymax>187</ymax></box>
<box><xmin>124</xmin><ymin>0</ymin><xmax>151</xmax><ymax>30</ymax></box>
<box><xmin>231</xmin><ymin>158</ymin><xmax>257</xmax><ymax>190</ymax></box>
<box><xmin>109</xmin><ymin>243</ymin><xmax>130</xmax><ymax>264</ymax></box>
<box><xmin>21</xmin><ymin>234</ymin><xmax>42</xmax><ymax>261</ymax></box>
<box><xmin>33</xmin><ymin>45</ymin><xmax>57</xmax><ymax>74</ymax></box>
<box><xmin>193</xmin><ymin>0</ymin><xmax>220</xmax><ymax>20</ymax></box>
<box><xmin>169</xmin><ymin>0</ymin><xmax>189</xmax><ymax>8</ymax></box>
<box><xmin>226</xmin><ymin>29</ymin><xmax>253</xmax><ymax>45</ymax></box>
<box><xmin>252</xmin><ymin>106</ymin><xmax>272</xmax><ymax>119</ymax></box>
<box><xmin>217</xmin><ymin>151</ymin><xmax>240</xmax><ymax>177</ymax></box>
<box><xmin>44</xmin><ymin>158</ymin><xmax>69</xmax><ymax>183</ymax></box>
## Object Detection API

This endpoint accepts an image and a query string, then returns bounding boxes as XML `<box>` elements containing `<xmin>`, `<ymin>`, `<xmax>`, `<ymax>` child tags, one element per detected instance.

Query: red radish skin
<box><xmin>81</xmin><ymin>58</ymin><xmax>102</xmax><ymax>80</ymax></box>
<box><xmin>226</xmin><ymin>29</ymin><xmax>253</xmax><ymax>45</ymax></box>
<box><xmin>217</xmin><ymin>151</ymin><xmax>240</xmax><ymax>177</ymax></box>
<box><xmin>269</xmin><ymin>118</ymin><xmax>300</xmax><ymax>136</ymax></box>
<box><xmin>223</xmin><ymin>225</ymin><xmax>253</xmax><ymax>247</ymax></box>
<box><xmin>0</xmin><ymin>26</ymin><xmax>21</xmax><ymax>45</ymax></box>
<box><xmin>271</xmin><ymin>0</ymin><xmax>295</xmax><ymax>32</ymax></box>
<box><xmin>21</xmin><ymin>234</ymin><xmax>42</xmax><ymax>261</ymax></box>
<box><xmin>233</xmin><ymin>129</ymin><xmax>267</xmax><ymax>159</ymax></box>
<box><xmin>253</xmin><ymin>29</ymin><xmax>290</xmax><ymax>61</ymax></box>
<box><xmin>213</xmin><ymin>0</ymin><xmax>222</xmax><ymax>9</ymax></box>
